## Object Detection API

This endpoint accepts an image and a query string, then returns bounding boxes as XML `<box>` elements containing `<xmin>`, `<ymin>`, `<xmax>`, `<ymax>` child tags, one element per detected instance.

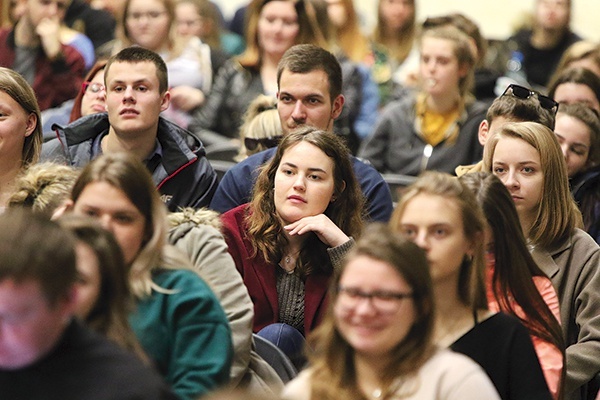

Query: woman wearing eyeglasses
<box><xmin>358</xmin><ymin>24</ymin><xmax>487</xmax><ymax>176</ymax></box>
<box><xmin>100</xmin><ymin>0</ymin><xmax>216</xmax><ymax>130</ymax></box>
<box><xmin>41</xmin><ymin>60</ymin><xmax>108</xmax><ymax>140</ymax></box>
<box><xmin>221</xmin><ymin>126</ymin><xmax>364</xmax><ymax>362</ymax></box>
<box><xmin>282</xmin><ymin>223</ymin><xmax>500</xmax><ymax>400</ymax></box>
<box><xmin>390</xmin><ymin>171</ymin><xmax>552</xmax><ymax>400</ymax></box>
<box><xmin>483</xmin><ymin>121</ymin><xmax>600</xmax><ymax>400</ymax></box>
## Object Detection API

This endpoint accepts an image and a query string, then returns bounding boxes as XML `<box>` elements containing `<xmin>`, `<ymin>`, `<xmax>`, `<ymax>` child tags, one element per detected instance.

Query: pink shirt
<box><xmin>486</xmin><ymin>265</ymin><xmax>563</xmax><ymax>399</ymax></box>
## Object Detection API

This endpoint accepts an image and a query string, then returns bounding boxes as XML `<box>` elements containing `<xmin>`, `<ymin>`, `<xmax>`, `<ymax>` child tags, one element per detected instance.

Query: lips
<box><xmin>92</xmin><ymin>104</ymin><xmax>106</xmax><ymax>112</ymax></box>
<box><xmin>120</xmin><ymin>108</ymin><xmax>139</xmax><ymax>116</ymax></box>
<box><xmin>287</xmin><ymin>195</ymin><xmax>306</xmax><ymax>203</ymax></box>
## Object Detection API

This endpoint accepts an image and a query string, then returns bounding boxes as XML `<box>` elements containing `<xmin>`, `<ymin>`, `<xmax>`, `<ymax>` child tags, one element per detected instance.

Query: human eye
<box><xmin>308</xmin><ymin>173</ymin><xmax>322</xmax><ymax>180</ymax></box>
<box><xmin>571</xmin><ymin>146</ymin><xmax>587</xmax><ymax>156</ymax></box>
<box><xmin>522</xmin><ymin>166</ymin><xmax>536</xmax><ymax>174</ymax></box>
<box><xmin>135</xmin><ymin>85</ymin><xmax>149</xmax><ymax>92</ymax></box>
<box><xmin>432</xmin><ymin>227</ymin><xmax>448</xmax><ymax>238</ymax></box>
<box><xmin>492</xmin><ymin>166</ymin><xmax>506</xmax><ymax>175</ymax></box>
<box><xmin>400</xmin><ymin>225</ymin><xmax>417</xmax><ymax>239</ymax></box>
<box><xmin>278</xmin><ymin>94</ymin><xmax>293</xmax><ymax>103</ymax></box>
<box><xmin>114</xmin><ymin>213</ymin><xmax>135</xmax><ymax>224</ymax></box>
<box><xmin>279</xmin><ymin>166</ymin><xmax>294</xmax><ymax>176</ymax></box>
<box><xmin>112</xmin><ymin>85</ymin><xmax>125</xmax><ymax>93</ymax></box>
<box><xmin>81</xmin><ymin>208</ymin><xmax>99</xmax><ymax>218</ymax></box>
<box><xmin>340</xmin><ymin>287</ymin><xmax>362</xmax><ymax>299</ymax></box>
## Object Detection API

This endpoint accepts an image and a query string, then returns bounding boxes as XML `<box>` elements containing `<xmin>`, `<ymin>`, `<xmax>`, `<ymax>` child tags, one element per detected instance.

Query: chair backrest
<box><xmin>205</xmin><ymin>141</ymin><xmax>240</xmax><ymax>163</ymax></box>
<box><xmin>252</xmin><ymin>334</ymin><xmax>298</xmax><ymax>383</ymax></box>
<box><xmin>382</xmin><ymin>173</ymin><xmax>416</xmax><ymax>203</ymax></box>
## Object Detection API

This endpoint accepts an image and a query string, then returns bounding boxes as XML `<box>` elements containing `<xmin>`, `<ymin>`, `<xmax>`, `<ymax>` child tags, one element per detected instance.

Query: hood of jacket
<box><xmin>167</xmin><ymin>207</ymin><xmax>222</xmax><ymax>243</ymax></box>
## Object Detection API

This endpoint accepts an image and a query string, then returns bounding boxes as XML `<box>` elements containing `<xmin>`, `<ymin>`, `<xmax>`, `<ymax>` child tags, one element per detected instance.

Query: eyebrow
<box><xmin>555</xmin><ymin>134</ymin><xmax>590</xmax><ymax>149</ymax></box>
<box><xmin>109</xmin><ymin>79</ymin><xmax>152</xmax><ymax>86</ymax></box>
<box><xmin>493</xmin><ymin>160</ymin><xmax>540</xmax><ymax>167</ymax></box>
<box><xmin>279</xmin><ymin>91</ymin><xmax>325</xmax><ymax>99</ymax></box>
<box><xmin>281</xmin><ymin>162</ymin><xmax>329</xmax><ymax>174</ymax></box>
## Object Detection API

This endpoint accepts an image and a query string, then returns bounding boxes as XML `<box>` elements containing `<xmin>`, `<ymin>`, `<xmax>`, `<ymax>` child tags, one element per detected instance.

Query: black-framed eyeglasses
<box><xmin>501</xmin><ymin>84</ymin><xmax>559</xmax><ymax>114</ymax></box>
<box><xmin>82</xmin><ymin>82</ymin><xmax>106</xmax><ymax>94</ymax></box>
<box><xmin>244</xmin><ymin>136</ymin><xmax>282</xmax><ymax>151</ymax></box>
<box><xmin>337</xmin><ymin>286</ymin><xmax>413</xmax><ymax>314</ymax></box>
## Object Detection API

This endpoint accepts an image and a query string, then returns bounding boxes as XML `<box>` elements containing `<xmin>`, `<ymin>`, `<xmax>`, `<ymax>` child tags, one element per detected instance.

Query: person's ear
<box><xmin>51</xmin><ymin>199</ymin><xmax>74</xmax><ymax>220</ymax></box>
<box><xmin>478</xmin><ymin>119</ymin><xmax>490</xmax><ymax>147</ymax></box>
<box><xmin>160</xmin><ymin>90</ymin><xmax>171</xmax><ymax>112</ymax></box>
<box><xmin>331</xmin><ymin>94</ymin><xmax>345</xmax><ymax>120</ymax></box>
<box><xmin>24</xmin><ymin>113</ymin><xmax>37</xmax><ymax>137</ymax></box>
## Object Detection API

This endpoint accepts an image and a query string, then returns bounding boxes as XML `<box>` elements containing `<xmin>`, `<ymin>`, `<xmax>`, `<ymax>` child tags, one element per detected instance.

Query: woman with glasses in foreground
<box><xmin>282</xmin><ymin>223</ymin><xmax>500</xmax><ymax>400</ymax></box>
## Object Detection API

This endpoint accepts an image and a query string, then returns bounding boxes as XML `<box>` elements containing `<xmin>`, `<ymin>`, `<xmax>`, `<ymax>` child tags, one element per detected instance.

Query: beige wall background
<box><xmin>215</xmin><ymin>0</ymin><xmax>600</xmax><ymax>41</ymax></box>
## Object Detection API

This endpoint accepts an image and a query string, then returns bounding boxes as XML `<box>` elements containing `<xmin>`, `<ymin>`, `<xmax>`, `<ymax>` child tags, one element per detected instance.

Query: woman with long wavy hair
<box><xmin>221</xmin><ymin>126</ymin><xmax>364</xmax><ymax>361</ymax></box>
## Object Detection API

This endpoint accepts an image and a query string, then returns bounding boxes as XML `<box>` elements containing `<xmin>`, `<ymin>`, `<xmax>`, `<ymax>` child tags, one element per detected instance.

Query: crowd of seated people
<box><xmin>0</xmin><ymin>0</ymin><xmax>600</xmax><ymax>399</ymax></box>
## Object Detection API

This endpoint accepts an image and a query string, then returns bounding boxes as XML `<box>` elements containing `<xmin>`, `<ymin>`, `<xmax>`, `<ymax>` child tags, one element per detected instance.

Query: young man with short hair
<box><xmin>210</xmin><ymin>44</ymin><xmax>393</xmax><ymax>222</ymax></box>
<box><xmin>455</xmin><ymin>84</ymin><xmax>556</xmax><ymax>176</ymax></box>
<box><xmin>42</xmin><ymin>46</ymin><xmax>218</xmax><ymax>211</ymax></box>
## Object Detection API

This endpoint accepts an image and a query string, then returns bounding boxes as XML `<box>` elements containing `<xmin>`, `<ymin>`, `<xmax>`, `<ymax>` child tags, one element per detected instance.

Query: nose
<box><xmin>47</xmin><ymin>2</ymin><xmax>59</xmax><ymax>16</ymax></box>
<box><xmin>503</xmin><ymin>169</ymin><xmax>520</xmax><ymax>189</ymax></box>
<box><xmin>412</xmin><ymin>230</ymin><xmax>430</xmax><ymax>251</ymax></box>
<box><xmin>122</xmin><ymin>86</ymin><xmax>135</xmax><ymax>103</ymax></box>
<box><xmin>353</xmin><ymin>296</ymin><xmax>378</xmax><ymax>316</ymax></box>
<box><xmin>560</xmin><ymin>143</ymin><xmax>569</xmax><ymax>161</ymax></box>
<box><xmin>291</xmin><ymin>100</ymin><xmax>306</xmax><ymax>123</ymax></box>
<box><xmin>98</xmin><ymin>215</ymin><xmax>114</xmax><ymax>233</ymax></box>
<box><xmin>272</xmin><ymin>18</ymin><xmax>284</xmax><ymax>32</ymax></box>
<box><xmin>293</xmin><ymin>174</ymin><xmax>306</xmax><ymax>191</ymax></box>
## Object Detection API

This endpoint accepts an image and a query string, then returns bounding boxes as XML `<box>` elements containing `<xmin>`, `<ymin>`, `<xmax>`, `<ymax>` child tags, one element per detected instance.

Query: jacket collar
<box><xmin>530</xmin><ymin>236</ymin><xmax>573</xmax><ymax>280</ymax></box>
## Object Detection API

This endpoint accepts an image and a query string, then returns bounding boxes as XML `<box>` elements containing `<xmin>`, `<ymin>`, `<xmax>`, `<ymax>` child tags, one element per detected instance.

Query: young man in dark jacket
<box><xmin>42</xmin><ymin>47</ymin><xmax>218</xmax><ymax>211</ymax></box>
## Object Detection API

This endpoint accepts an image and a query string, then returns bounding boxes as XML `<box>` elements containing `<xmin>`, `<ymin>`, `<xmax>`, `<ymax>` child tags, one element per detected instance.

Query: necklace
<box><xmin>372</xmin><ymin>388</ymin><xmax>382</xmax><ymax>399</ymax></box>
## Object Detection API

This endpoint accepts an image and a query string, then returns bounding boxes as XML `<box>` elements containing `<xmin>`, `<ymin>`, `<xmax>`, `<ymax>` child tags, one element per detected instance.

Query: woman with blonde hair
<box><xmin>551</xmin><ymin>40</ymin><xmax>600</xmax><ymax>81</ymax></box>
<box><xmin>325</xmin><ymin>0</ymin><xmax>369</xmax><ymax>64</ymax></box>
<box><xmin>236</xmin><ymin>94</ymin><xmax>282</xmax><ymax>161</ymax></box>
<box><xmin>359</xmin><ymin>25</ymin><xmax>487</xmax><ymax>176</ymax></box>
<box><xmin>483</xmin><ymin>121</ymin><xmax>600</xmax><ymax>399</ymax></box>
<box><xmin>283</xmin><ymin>223</ymin><xmax>500</xmax><ymax>400</ymax></box>
<box><xmin>390</xmin><ymin>171</ymin><xmax>552</xmax><ymax>399</ymax></box>
<box><xmin>67</xmin><ymin>152</ymin><xmax>233</xmax><ymax>400</ymax></box>
<box><xmin>369</xmin><ymin>0</ymin><xmax>418</xmax><ymax>105</ymax></box>
<box><xmin>0</xmin><ymin>67</ymin><xmax>43</xmax><ymax>209</ymax></box>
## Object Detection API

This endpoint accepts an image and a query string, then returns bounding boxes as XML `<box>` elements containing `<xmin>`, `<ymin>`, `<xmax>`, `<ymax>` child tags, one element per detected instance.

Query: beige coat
<box><xmin>531</xmin><ymin>229</ymin><xmax>600</xmax><ymax>400</ymax></box>
<box><xmin>168</xmin><ymin>208</ymin><xmax>284</xmax><ymax>395</ymax></box>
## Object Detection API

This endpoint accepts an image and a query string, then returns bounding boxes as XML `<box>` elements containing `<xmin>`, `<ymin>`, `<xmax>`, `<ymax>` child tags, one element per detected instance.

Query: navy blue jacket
<box><xmin>209</xmin><ymin>147</ymin><xmax>393</xmax><ymax>222</ymax></box>
<box><xmin>41</xmin><ymin>113</ymin><xmax>218</xmax><ymax>212</ymax></box>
